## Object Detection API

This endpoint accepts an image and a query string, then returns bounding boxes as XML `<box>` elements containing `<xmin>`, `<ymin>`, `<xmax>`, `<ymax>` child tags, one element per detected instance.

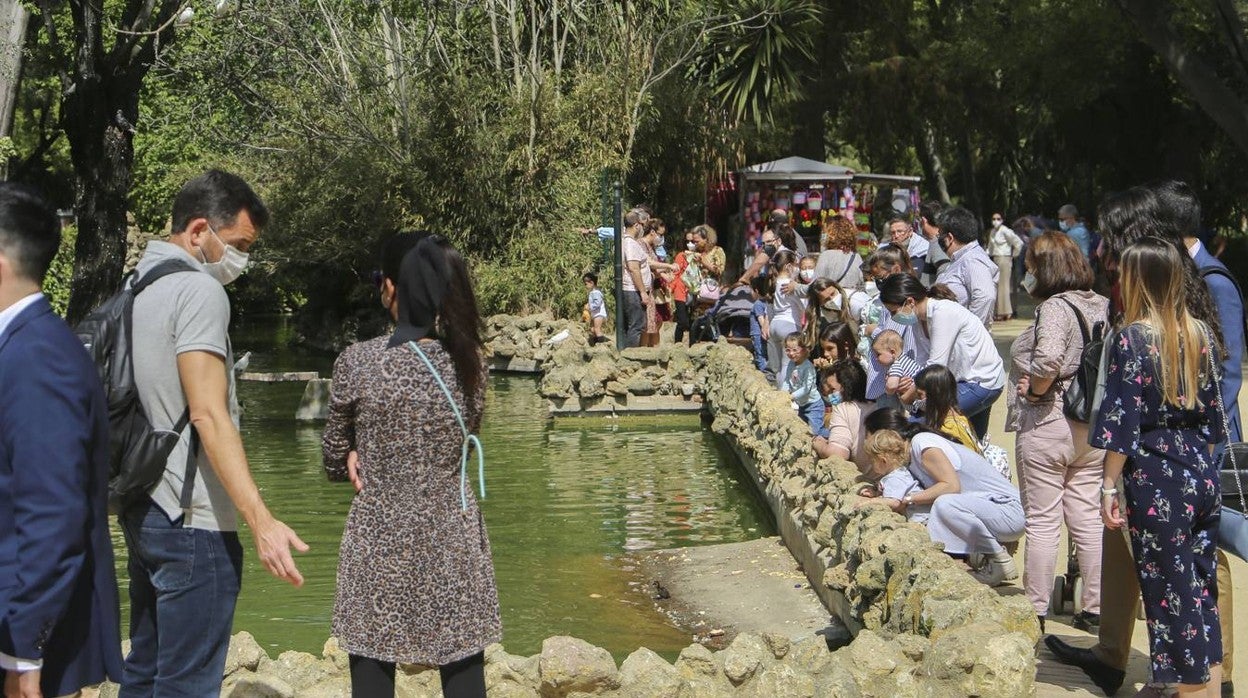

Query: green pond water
<box><xmin>114</xmin><ymin>318</ymin><xmax>775</xmax><ymax>660</ymax></box>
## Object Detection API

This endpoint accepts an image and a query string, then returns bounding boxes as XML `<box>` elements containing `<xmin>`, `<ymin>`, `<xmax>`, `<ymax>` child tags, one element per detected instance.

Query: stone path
<box><xmin>636</xmin><ymin>536</ymin><xmax>840</xmax><ymax>648</ymax></box>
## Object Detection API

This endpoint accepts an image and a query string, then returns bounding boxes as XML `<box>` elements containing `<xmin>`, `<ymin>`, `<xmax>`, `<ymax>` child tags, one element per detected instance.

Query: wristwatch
<box><xmin>903</xmin><ymin>494</ymin><xmax>915</xmax><ymax>508</ymax></box>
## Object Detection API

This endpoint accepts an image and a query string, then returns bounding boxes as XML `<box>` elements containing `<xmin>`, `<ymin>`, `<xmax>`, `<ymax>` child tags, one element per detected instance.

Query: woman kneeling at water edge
<box><xmin>860</xmin><ymin>408</ymin><xmax>1024</xmax><ymax>586</ymax></box>
<box><xmin>322</xmin><ymin>232</ymin><xmax>500</xmax><ymax>698</ymax></box>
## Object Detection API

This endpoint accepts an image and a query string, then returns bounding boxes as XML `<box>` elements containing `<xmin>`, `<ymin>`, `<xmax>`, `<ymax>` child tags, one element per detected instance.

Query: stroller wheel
<box><xmin>1050</xmin><ymin>577</ymin><xmax>1067</xmax><ymax>616</ymax></box>
<box><xmin>1072</xmin><ymin>577</ymin><xmax>1085</xmax><ymax>615</ymax></box>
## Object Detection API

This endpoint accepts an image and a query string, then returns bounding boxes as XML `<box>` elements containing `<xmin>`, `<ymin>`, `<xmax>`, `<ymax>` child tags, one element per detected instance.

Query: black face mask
<box><xmin>763</xmin><ymin>244</ymin><xmax>778</xmax><ymax>257</ymax></box>
<box><xmin>938</xmin><ymin>235</ymin><xmax>951</xmax><ymax>253</ymax></box>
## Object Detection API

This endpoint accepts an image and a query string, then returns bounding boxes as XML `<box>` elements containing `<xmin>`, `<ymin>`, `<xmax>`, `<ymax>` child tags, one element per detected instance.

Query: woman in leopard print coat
<box><xmin>323</xmin><ymin>233</ymin><xmax>500</xmax><ymax>697</ymax></box>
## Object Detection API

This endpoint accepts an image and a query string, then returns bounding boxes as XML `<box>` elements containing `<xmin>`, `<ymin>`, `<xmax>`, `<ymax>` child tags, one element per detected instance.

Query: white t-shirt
<box><xmin>621</xmin><ymin>236</ymin><xmax>649</xmax><ymax>293</ymax></box>
<box><xmin>588</xmin><ymin>289</ymin><xmax>607</xmax><ymax>319</ymax></box>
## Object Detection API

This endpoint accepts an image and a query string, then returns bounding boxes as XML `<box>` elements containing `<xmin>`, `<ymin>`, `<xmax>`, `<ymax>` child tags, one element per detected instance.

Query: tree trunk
<box><xmin>1116</xmin><ymin>0</ymin><xmax>1248</xmax><ymax>159</ymax></box>
<box><xmin>915</xmin><ymin>121</ymin><xmax>951</xmax><ymax>204</ymax></box>
<box><xmin>64</xmin><ymin>97</ymin><xmax>133</xmax><ymax>323</ymax></box>
<box><xmin>955</xmin><ymin>127</ymin><xmax>981</xmax><ymax>217</ymax></box>
<box><xmin>0</xmin><ymin>0</ymin><xmax>27</xmax><ymax>142</ymax></box>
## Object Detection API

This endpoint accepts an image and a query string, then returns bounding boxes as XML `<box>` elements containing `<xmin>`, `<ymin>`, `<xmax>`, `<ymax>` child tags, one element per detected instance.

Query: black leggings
<box><xmin>350</xmin><ymin>651</ymin><xmax>486</xmax><ymax>698</ymax></box>
<box><xmin>674</xmin><ymin>300</ymin><xmax>691</xmax><ymax>343</ymax></box>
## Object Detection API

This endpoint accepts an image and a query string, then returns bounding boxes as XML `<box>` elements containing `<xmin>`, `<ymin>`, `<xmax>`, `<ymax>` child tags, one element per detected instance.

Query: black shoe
<box><xmin>1043</xmin><ymin>635</ymin><xmax>1125</xmax><ymax>696</ymax></box>
<box><xmin>1072</xmin><ymin>610</ymin><xmax>1101</xmax><ymax>631</ymax></box>
<box><xmin>1224</xmin><ymin>681</ymin><xmax>1234</xmax><ymax>698</ymax></box>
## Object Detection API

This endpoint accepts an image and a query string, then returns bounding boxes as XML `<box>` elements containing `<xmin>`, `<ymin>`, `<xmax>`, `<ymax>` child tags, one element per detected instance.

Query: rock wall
<box><xmin>90</xmin><ymin>626</ymin><xmax>1032</xmax><ymax>697</ymax></box>
<box><xmin>700</xmin><ymin>341</ymin><xmax>1039</xmax><ymax>690</ymax></box>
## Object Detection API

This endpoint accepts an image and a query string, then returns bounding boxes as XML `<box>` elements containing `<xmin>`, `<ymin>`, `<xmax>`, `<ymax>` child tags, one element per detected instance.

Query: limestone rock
<box><xmin>841</xmin><ymin>630</ymin><xmax>916</xmax><ymax>695</ymax></box>
<box><xmin>537</xmin><ymin>636</ymin><xmax>621</xmax><ymax>697</ymax></box>
<box><xmin>620</xmin><ymin>347</ymin><xmax>663</xmax><ymax>363</ymax></box>
<box><xmin>761</xmin><ymin>632</ymin><xmax>791</xmax><ymax>659</ymax></box>
<box><xmin>922</xmin><ymin>623</ymin><xmax>1035</xmax><ymax>697</ymax></box>
<box><xmin>625</xmin><ymin>377</ymin><xmax>655</xmax><ymax>395</ymax></box>
<box><xmin>322</xmin><ymin>636</ymin><xmax>349</xmax><ymax>673</ymax></box>
<box><xmin>486</xmin><ymin>644</ymin><xmax>540</xmax><ymax>691</ymax></box>
<box><xmin>674</xmin><ymin>643</ymin><xmax>718</xmax><ymax>678</ymax></box>
<box><xmin>783</xmin><ymin>636</ymin><xmax>832</xmax><ymax>676</ymax></box>
<box><xmin>676</xmin><ymin>674</ymin><xmax>736</xmax><ymax>698</ymax></box>
<box><xmin>298</xmin><ymin>676</ymin><xmax>351</xmax><ymax>698</ymax></box>
<box><xmin>618</xmin><ymin>647</ymin><xmax>682</xmax><ymax>698</ymax></box>
<box><xmin>605</xmin><ymin>381</ymin><xmax>628</xmax><ymax>397</ymax></box>
<box><xmin>744</xmin><ymin>663</ymin><xmax>815</xmax><ymax>698</ymax></box>
<box><xmin>719</xmin><ymin>632</ymin><xmax>771</xmax><ymax>685</ymax></box>
<box><xmin>269</xmin><ymin>650</ymin><xmax>332</xmax><ymax>690</ymax></box>
<box><xmin>220</xmin><ymin>669</ymin><xmax>295</xmax><ymax>698</ymax></box>
<box><xmin>395</xmin><ymin>666</ymin><xmax>442</xmax><ymax>697</ymax></box>
<box><xmin>224</xmin><ymin>631</ymin><xmax>269</xmax><ymax>677</ymax></box>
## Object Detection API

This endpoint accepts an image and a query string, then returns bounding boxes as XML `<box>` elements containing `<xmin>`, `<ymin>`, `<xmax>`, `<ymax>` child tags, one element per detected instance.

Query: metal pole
<box><xmin>613</xmin><ymin>180</ymin><xmax>624</xmax><ymax>350</ymax></box>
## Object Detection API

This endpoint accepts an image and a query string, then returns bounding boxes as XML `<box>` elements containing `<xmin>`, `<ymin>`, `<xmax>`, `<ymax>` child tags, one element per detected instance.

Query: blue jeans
<box><xmin>622</xmin><ymin>291</ymin><xmax>645</xmax><ymax>348</ymax></box>
<box><xmin>798</xmin><ymin>399</ymin><xmax>826</xmax><ymax>437</ymax></box>
<box><xmin>956</xmin><ymin>381</ymin><xmax>1002</xmax><ymax>440</ymax></box>
<box><xmin>119</xmin><ymin>499</ymin><xmax>243</xmax><ymax>698</ymax></box>
<box><xmin>749</xmin><ymin>323</ymin><xmax>768</xmax><ymax>372</ymax></box>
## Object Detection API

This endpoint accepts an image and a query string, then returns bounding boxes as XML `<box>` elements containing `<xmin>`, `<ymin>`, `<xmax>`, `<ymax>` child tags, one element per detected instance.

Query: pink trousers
<box><xmin>1015</xmin><ymin>416</ymin><xmax>1105</xmax><ymax>616</ymax></box>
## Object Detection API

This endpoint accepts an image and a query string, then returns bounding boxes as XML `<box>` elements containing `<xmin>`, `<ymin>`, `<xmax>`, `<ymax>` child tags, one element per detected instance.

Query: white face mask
<box><xmin>823</xmin><ymin>294</ymin><xmax>842</xmax><ymax>311</ymax></box>
<box><xmin>198</xmin><ymin>224</ymin><xmax>250</xmax><ymax>285</ymax></box>
<box><xmin>686</xmin><ymin>242</ymin><xmax>697</xmax><ymax>251</ymax></box>
<box><xmin>800</xmin><ymin>269</ymin><xmax>816</xmax><ymax>282</ymax></box>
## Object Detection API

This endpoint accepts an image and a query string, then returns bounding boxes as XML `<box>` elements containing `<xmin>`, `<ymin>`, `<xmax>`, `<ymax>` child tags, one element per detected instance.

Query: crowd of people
<box><xmin>597</xmin><ymin>181</ymin><xmax>1242</xmax><ymax>697</ymax></box>
<box><xmin>0</xmin><ymin>166</ymin><xmax>1243</xmax><ymax>698</ymax></box>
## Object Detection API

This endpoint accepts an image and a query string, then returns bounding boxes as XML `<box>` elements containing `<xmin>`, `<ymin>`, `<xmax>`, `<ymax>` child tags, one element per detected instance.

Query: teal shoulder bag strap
<box><xmin>408</xmin><ymin>341</ymin><xmax>486</xmax><ymax>511</ymax></box>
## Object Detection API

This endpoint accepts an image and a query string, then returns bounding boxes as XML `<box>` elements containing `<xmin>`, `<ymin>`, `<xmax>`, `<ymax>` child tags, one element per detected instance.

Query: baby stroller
<box><xmin>691</xmin><ymin>285</ymin><xmax>753</xmax><ymax>344</ymax></box>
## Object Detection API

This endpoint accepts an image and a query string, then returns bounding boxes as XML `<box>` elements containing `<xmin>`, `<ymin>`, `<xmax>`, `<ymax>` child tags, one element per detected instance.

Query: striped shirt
<box><xmin>887</xmin><ymin>352</ymin><xmax>921</xmax><ymax>380</ymax></box>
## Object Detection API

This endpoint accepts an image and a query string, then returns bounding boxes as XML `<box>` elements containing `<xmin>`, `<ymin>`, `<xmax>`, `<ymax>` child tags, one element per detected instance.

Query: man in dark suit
<box><xmin>0</xmin><ymin>183</ymin><xmax>122</xmax><ymax>697</ymax></box>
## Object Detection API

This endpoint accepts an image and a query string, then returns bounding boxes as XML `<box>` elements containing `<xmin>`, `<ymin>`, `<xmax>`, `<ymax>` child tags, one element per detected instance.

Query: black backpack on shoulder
<box><xmin>75</xmin><ymin>260</ymin><xmax>200</xmax><ymax>511</ymax></box>
<box><xmin>1049</xmin><ymin>297</ymin><xmax>1107</xmax><ymax>423</ymax></box>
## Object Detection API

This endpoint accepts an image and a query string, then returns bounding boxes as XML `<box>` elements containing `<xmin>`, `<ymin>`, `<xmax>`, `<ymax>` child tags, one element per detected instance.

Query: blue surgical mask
<box><xmin>1021</xmin><ymin>272</ymin><xmax>1038</xmax><ymax>294</ymax></box>
<box><xmin>824</xmin><ymin>392</ymin><xmax>843</xmax><ymax>406</ymax></box>
<box><xmin>893</xmin><ymin>308</ymin><xmax>919</xmax><ymax>325</ymax></box>
<box><xmin>1059</xmin><ymin>220</ymin><xmax>1072</xmax><ymax>232</ymax></box>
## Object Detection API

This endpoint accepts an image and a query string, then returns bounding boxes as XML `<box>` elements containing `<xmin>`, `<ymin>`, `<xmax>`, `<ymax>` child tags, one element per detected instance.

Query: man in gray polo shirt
<box><xmin>120</xmin><ymin>170</ymin><xmax>307</xmax><ymax>695</ymax></box>
<box><xmin>933</xmin><ymin>205</ymin><xmax>999</xmax><ymax>328</ymax></box>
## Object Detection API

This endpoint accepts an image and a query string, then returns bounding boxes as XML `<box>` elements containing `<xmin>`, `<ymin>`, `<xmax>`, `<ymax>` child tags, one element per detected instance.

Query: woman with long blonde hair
<box><xmin>1092</xmin><ymin>236</ymin><xmax>1225</xmax><ymax>695</ymax></box>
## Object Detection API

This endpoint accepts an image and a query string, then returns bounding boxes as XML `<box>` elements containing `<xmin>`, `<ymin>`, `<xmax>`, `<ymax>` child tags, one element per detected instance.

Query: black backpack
<box><xmin>75</xmin><ymin>260</ymin><xmax>200</xmax><ymax>510</ymax></box>
<box><xmin>1037</xmin><ymin>297</ymin><xmax>1106</xmax><ymax>423</ymax></box>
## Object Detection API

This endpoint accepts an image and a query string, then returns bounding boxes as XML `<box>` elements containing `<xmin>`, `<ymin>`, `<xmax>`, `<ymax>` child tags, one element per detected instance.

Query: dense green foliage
<box><xmin>9</xmin><ymin>0</ymin><xmax>1248</xmax><ymax>347</ymax></box>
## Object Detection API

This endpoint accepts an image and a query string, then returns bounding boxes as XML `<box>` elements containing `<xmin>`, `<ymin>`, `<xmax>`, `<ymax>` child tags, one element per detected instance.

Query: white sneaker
<box><xmin>969</xmin><ymin>554</ymin><xmax>1018</xmax><ymax>586</ymax></box>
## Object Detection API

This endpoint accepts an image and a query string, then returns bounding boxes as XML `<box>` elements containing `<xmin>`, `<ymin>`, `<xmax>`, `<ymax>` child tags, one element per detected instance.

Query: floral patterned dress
<box><xmin>1091</xmin><ymin>322</ymin><xmax>1224</xmax><ymax>685</ymax></box>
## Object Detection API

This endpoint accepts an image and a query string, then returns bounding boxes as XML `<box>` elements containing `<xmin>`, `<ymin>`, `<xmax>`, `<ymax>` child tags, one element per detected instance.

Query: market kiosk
<box><xmin>726</xmin><ymin>155</ymin><xmax>922</xmax><ymax>276</ymax></box>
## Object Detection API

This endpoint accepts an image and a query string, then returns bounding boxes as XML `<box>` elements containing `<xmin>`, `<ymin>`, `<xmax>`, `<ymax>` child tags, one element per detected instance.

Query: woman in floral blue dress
<box><xmin>1093</xmin><ymin>237</ymin><xmax>1224</xmax><ymax>693</ymax></box>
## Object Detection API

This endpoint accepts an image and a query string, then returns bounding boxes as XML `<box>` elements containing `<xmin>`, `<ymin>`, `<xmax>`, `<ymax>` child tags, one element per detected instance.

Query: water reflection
<box><xmin>115</xmin><ymin>319</ymin><xmax>775</xmax><ymax>660</ymax></box>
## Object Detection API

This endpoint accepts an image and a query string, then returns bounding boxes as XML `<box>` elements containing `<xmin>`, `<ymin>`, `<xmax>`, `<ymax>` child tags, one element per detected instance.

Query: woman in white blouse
<box><xmin>876</xmin><ymin>273</ymin><xmax>1006</xmax><ymax>440</ymax></box>
<box><xmin>987</xmin><ymin>214</ymin><xmax>1024</xmax><ymax>321</ymax></box>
